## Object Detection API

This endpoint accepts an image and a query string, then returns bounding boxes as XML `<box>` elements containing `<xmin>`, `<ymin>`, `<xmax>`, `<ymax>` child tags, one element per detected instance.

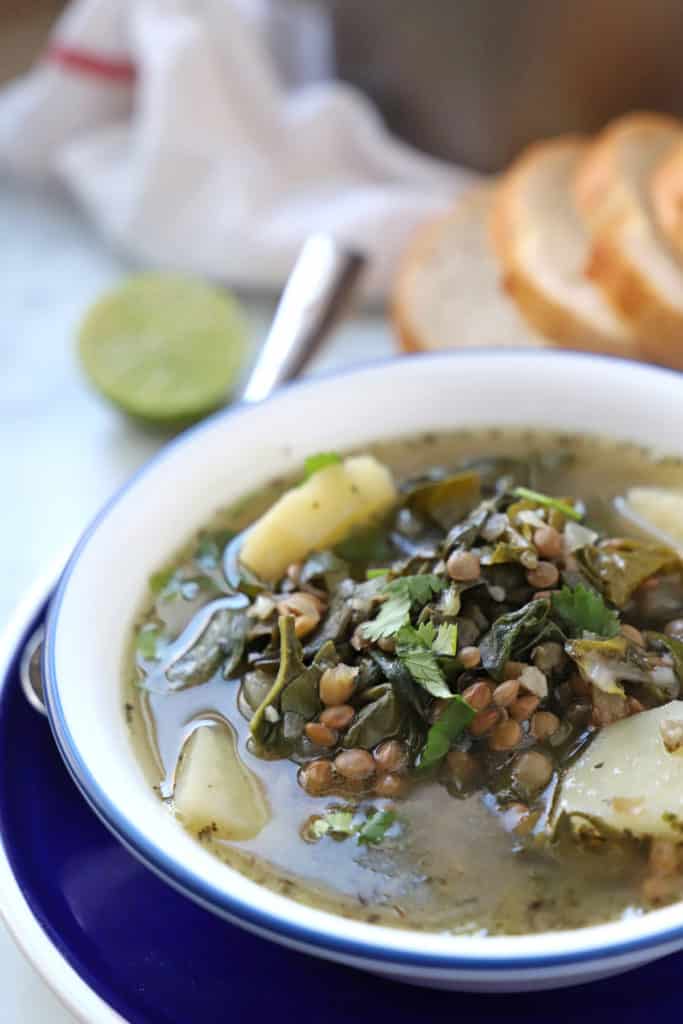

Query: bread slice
<box><xmin>392</xmin><ymin>187</ymin><xmax>546</xmax><ymax>352</ymax></box>
<box><xmin>573</xmin><ymin>113</ymin><xmax>683</xmax><ymax>367</ymax></box>
<box><xmin>491</xmin><ymin>137</ymin><xmax>638</xmax><ymax>358</ymax></box>
<box><xmin>651</xmin><ymin>142</ymin><xmax>683</xmax><ymax>266</ymax></box>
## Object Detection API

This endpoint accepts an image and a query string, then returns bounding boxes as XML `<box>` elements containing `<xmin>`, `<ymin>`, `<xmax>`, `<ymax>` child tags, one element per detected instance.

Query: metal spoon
<box><xmin>20</xmin><ymin>235</ymin><xmax>366</xmax><ymax>716</ymax></box>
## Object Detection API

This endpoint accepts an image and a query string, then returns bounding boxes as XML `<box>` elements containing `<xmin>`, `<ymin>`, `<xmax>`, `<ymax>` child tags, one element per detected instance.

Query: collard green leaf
<box><xmin>166</xmin><ymin>608</ymin><xmax>248</xmax><ymax>687</ymax></box>
<box><xmin>646</xmin><ymin>632</ymin><xmax>683</xmax><ymax>685</ymax></box>
<box><xmin>576</xmin><ymin>540</ymin><xmax>679</xmax><ymax>607</ymax></box>
<box><xmin>565</xmin><ymin>635</ymin><xmax>679</xmax><ymax>699</ymax></box>
<box><xmin>303</xmin><ymin>451</ymin><xmax>342</xmax><ymax>479</ymax></box>
<box><xmin>405</xmin><ymin>471</ymin><xmax>481</xmax><ymax>530</ymax></box>
<box><xmin>418</xmin><ymin>696</ymin><xmax>475</xmax><ymax>769</ymax></box>
<box><xmin>357</xmin><ymin>810</ymin><xmax>397</xmax><ymax>845</ymax></box>
<box><xmin>225</xmin><ymin>530</ymin><xmax>267</xmax><ymax>595</ymax></box>
<box><xmin>238</xmin><ymin>669</ymin><xmax>275</xmax><ymax>719</ymax></box>
<box><xmin>511</xmin><ymin>486</ymin><xmax>582</xmax><ymax>521</ymax></box>
<box><xmin>551</xmin><ymin>585</ymin><xmax>620</xmax><ymax>639</ymax></box>
<box><xmin>334</xmin><ymin>524</ymin><xmax>393</xmax><ymax>564</ymax></box>
<box><xmin>250</xmin><ymin>616</ymin><xmax>307</xmax><ymax>742</ymax></box>
<box><xmin>343</xmin><ymin>685</ymin><xmax>402</xmax><ymax>749</ymax></box>
<box><xmin>479</xmin><ymin>599</ymin><xmax>556</xmax><ymax>681</ymax></box>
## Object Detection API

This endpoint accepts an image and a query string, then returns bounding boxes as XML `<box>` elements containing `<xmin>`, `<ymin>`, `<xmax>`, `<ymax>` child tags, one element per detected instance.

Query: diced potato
<box><xmin>623</xmin><ymin>487</ymin><xmax>683</xmax><ymax>551</ymax></box>
<box><xmin>553</xmin><ymin>701</ymin><xmax>683</xmax><ymax>838</ymax></box>
<box><xmin>240</xmin><ymin>455</ymin><xmax>397</xmax><ymax>581</ymax></box>
<box><xmin>174</xmin><ymin>723</ymin><xmax>269</xmax><ymax>840</ymax></box>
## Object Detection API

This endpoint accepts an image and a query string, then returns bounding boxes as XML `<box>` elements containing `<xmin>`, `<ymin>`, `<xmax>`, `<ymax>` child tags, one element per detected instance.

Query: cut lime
<box><xmin>78</xmin><ymin>273</ymin><xmax>249</xmax><ymax>423</ymax></box>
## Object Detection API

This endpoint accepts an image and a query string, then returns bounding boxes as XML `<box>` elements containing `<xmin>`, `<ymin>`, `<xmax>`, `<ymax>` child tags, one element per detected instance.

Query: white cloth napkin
<box><xmin>0</xmin><ymin>0</ymin><xmax>476</xmax><ymax>298</ymax></box>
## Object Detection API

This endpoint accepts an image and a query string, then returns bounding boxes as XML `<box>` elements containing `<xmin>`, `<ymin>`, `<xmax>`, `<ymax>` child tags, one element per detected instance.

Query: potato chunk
<box><xmin>553</xmin><ymin>701</ymin><xmax>683</xmax><ymax>838</ymax></box>
<box><xmin>240</xmin><ymin>455</ymin><xmax>397</xmax><ymax>581</ymax></box>
<box><xmin>174</xmin><ymin>723</ymin><xmax>269</xmax><ymax>840</ymax></box>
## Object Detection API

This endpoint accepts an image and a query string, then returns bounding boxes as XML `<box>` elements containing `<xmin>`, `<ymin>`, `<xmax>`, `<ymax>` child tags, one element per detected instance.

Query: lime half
<box><xmin>78</xmin><ymin>273</ymin><xmax>249</xmax><ymax>423</ymax></box>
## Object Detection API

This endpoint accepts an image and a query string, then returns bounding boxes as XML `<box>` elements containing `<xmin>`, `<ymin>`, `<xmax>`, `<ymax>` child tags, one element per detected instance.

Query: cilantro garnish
<box><xmin>551</xmin><ymin>584</ymin><xmax>620</xmax><ymax>638</ymax></box>
<box><xmin>357</xmin><ymin>810</ymin><xmax>397</xmax><ymax>845</ymax></box>
<box><xmin>360</xmin><ymin>575</ymin><xmax>445</xmax><ymax>642</ymax></box>
<box><xmin>307</xmin><ymin>808</ymin><xmax>399</xmax><ymax>846</ymax></box>
<box><xmin>395</xmin><ymin>620</ymin><xmax>454</xmax><ymax>698</ymax></box>
<box><xmin>303</xmin><ymin>452</ymin><xmax>342</xmax><ymax>479</ymax></box>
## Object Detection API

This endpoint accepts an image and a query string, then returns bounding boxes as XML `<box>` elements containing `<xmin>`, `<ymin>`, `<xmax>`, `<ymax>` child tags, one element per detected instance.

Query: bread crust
<box><xmin>491</xmin><ymin>136</ymin><xmax>638</xmax><ymax>357</ymax></box>
<box><xmin>574</xmin><ymin>112</ymin><xmax>683</xmax><ymax>367</ymax></box>
<box><xmin>651</xmin><ymin>143</ymin><xmax>683</xmax><ymax>267</ymax></box>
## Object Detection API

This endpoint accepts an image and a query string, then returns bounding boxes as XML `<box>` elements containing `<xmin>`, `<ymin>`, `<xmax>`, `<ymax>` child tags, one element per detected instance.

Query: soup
<box><xmin>125</xmin><ymin>431</ymin><xmax>683</xmax><ymax>935</ymax></box>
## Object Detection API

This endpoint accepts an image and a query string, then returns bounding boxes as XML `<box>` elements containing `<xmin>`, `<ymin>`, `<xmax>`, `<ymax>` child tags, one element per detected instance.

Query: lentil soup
<box><xmin>125</xmin><ymin>431</ymin><xmax>683</xmax><ymax>935</ymax></box>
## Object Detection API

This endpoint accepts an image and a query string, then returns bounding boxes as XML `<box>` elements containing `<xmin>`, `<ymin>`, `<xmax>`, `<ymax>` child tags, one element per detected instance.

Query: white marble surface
<box><xmin>0</xmin><ymin>182</ymin><xmax>393</xmax><ymax>1022</ymax></box>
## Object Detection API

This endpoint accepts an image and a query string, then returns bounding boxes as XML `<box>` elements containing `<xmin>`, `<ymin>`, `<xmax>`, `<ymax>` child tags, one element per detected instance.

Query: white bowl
<box><xmin>43</xmin><ymin>351</ymin><xmax>683</xmax><ymax>992</ymax></box>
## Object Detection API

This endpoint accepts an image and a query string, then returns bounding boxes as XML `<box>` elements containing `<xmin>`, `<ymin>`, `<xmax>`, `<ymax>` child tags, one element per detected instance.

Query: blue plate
<box><xmin>1</xmin><ymin>594</ymin><xmax>683</xmax><ymax>1022</ymax></box>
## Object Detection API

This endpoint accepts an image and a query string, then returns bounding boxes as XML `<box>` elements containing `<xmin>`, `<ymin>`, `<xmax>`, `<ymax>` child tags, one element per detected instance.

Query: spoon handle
<box><xmin>240</xmin><ymin>235</ymin><xmax>365</xmax><ymax>403</ymax></box>
<box><xmin>20</xmin><ymin>236</ymin><xmax>366</xmax><ymax>716</ymax></box>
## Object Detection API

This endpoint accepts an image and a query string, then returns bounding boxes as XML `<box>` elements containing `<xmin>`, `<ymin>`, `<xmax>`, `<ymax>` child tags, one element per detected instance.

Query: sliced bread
<box><xmin>573</xmin><ymin>113</ymin><xmax>683</xmax><ymax>367</ymax></box>
<box><xmin>491</xmin><ymin>137</ymin><xmax>638</xmax><ymax>358</ymax></box>
<box><xmin>392</xmin><ymin>186</ymin><xmax>545</xmax><ymax>352</ymax></box>
<box><xmin>651</xmin><ymin>141</ymin><xmax>683</xmax><ymax>266</ymax></box>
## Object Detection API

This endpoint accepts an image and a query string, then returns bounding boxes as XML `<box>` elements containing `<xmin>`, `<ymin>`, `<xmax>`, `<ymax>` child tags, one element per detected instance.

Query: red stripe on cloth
<box><xmin>45</xmin><ymin>44</ymin><xmax>136</xmax><ymax>84</ymax></box>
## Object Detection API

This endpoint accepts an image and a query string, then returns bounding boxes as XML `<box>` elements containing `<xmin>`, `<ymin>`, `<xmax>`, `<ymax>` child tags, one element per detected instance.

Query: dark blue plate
<box><xmin>1</xmin><ymin>596</ymin><xmax>682</xmax><ymax>1023</ymax></box>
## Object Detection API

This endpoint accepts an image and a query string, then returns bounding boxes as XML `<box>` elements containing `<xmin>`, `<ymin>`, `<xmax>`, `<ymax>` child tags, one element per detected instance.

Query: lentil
<box><xmin>334</xmin><ymin>749</ymin><xmax>375</xmax><ymax>780</ymax></box>
<box><xmin>446</xmin><ymin>550</ymin><xmax>481</xmax><ymax>582</ymax></box>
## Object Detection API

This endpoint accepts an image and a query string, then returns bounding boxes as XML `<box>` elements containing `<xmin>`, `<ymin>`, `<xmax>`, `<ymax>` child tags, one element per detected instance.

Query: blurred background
<box><xmin>3</xmin><ymin>4</ymin><xmax>683</xmax><ymax>1014</ymax></box>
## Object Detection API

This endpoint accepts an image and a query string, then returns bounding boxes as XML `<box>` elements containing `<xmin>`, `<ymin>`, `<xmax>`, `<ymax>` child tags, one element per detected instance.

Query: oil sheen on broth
<box><xmin>125</xmin><ymin>430</ymin><xmax>683</xmax><ymax>935</ymax></box>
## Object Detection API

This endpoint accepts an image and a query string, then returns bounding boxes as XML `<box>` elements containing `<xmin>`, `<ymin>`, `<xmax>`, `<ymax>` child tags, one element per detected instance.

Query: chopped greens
<box><xmin>303</xmin><ymin>451</ymin><xmax>342</xmax><ymax>479</ymax></box>
<box><xmin>307</xmin><ymin>809</ymin><xmax>356</xmax><ymax>840</ymax></box>
<box><xmin>511</xmin><ymin>486</ymin><xmax>583</xmax><ymax>521</ymax></box>
<box><xmin>577</xmin><ymin>540</ymin><xmax>679</xmax><ymax>607</ymax></box>
<box><xmin>479</xmin><ymin>599</ymin><xmax>557</xmax><ymax>680</ymax></box>
<box><xmin>137</xmin><ymin>624</ymin><xmax>161</xmax><ymax>660</ymax></box>
<box><xmin>360</xmin><ymin>574</ymin><xmax>445</xmax><ymax>642</ymax></box>
<box><xmin>357</xmin><ymin>809</ymin><xmax>397</xmax><ymax>845</ymax></box>
<box><xmin>433</xmin><ymin>622</ymin><xmax>459</xmax><ymax>656</ymax></box>
<box><xmin>307</xmin><ymin>808</ymin><xmax>399</xmax><ymax>846</ymax></box>
<box><xmin>419</xmin><ymin>696</ymin><xmax>476</xmax><ymax>769</ymax></box>
<box><xmin>551</xmin><ymin>585</ymin><xmax>620</xmax><ymax>638</ymax></box>
<box><xmin>135</xmin><ymin>435</ymin><xmax>683</xmax><ymax>939</ymax></box>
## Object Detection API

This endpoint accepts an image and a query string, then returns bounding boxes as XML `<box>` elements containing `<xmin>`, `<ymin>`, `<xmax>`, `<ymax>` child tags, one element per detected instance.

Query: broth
<box><xmin>125</xmin><ymin>430</ymin><xmax>683</xmax><ymax>935</ymax></box>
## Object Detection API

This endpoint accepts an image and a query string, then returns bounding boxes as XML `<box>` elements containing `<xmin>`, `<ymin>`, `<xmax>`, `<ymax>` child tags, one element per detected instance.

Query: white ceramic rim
<box><xmin>0</xmin><ymin>567</ymin><xmax>124</xmax><ymax>1024</ymax></box>
<box><xmin>43</xmin><ymin>350</ymin><xmax>683</xmax><ymax>976</ymax></box>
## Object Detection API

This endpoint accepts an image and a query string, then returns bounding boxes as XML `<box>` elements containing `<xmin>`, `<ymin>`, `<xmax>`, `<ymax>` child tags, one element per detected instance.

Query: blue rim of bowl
<box><xmin>44</xmin><ymin>348</ymin><xmax>683</xmax><ymax>973</ymax></box>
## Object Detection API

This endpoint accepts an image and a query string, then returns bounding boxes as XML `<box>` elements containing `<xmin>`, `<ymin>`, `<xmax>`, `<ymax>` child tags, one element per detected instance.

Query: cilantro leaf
<box><xmin>433</xmin><ymin>622</ymin><xmax>459</xmax><ymax>656</ymax></box>
<box><xmin>396</xmin><ymin>621</ymin><xmax>452</xmax><ymax>698</ymax></box>
<box><xmin>551</xmin><ymin>584</ymin><xmax>620</xmax><ymax>638</ymax></box>
<box><xmin>360</xmin><ymin>574</ymin><xmax>445</xmax><ymax>642</ymax></box>
<box><xmin>361</xmin><ymin>590</ymin><xmax>412</xmax><ymax>642</ymax></box>
<box><xmin>307</xmin><ymin>809</ymin><xmax>356</xmax><ymax>840</ymax></box>
<box><xmin>511</xmin><ymin>486</ymin><xmax>583</xmax><ymax>521</ymax></box>
<box><xmin>357</xmin><ymin>810</ymin><xmax>397</xmax><ymax>845</ymax></box>
<box><xmin>418</xmin><ymin>696</ymin><xmax>475</xmax><ymax>769</ymax></box>
<box><xmin>386</xmin><ymin>574</ymin><xmax>445</xmax><ymax>606</ymax></box>
<box><xmin>303</xmin><ymin>451</ymin><xmax>342</xmax><ymax>479</ymax></box>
